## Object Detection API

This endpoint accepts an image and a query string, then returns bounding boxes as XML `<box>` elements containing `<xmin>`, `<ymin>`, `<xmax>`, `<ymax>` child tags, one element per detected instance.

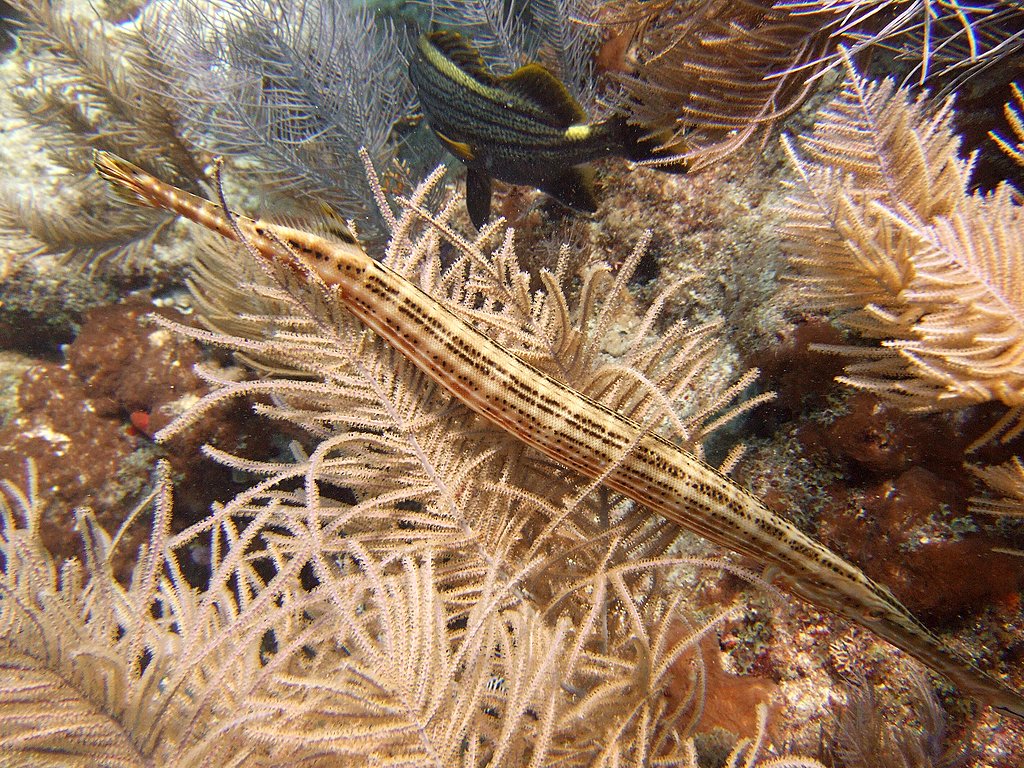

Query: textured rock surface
<box><xmin>0</xmin><ymin>301</ymin><xmax>268</xmax><ymax>577</ymax></box>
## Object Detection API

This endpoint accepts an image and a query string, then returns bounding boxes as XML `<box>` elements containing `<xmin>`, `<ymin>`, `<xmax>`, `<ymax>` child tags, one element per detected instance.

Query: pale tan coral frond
<box><xmin>719</xmin><ymin>703</ymin><xmax>826</xmax><ymax>768</ymax></box>
<box><xmin>0</xmin><ymin>649</ymin><xmax>146</xmax><ymax>768</ymax></box>
<box><xmin>890</xmin><ymin>187</ymin><xmax>1024</xmax><ymax>407</ymax></box>
<box><xmin>818</xmin><ymin>190</ymin><xmax>1024</xmax><ymax>410</ymax></box>
<box><xmin>792</xmin><ymin>64</ymin><xmax>968</xmax><ymax>220</ymax></box>
<box><xmin>246</xmin><ymin>556</ymin><xmax>537</xmax><ymax>767</ymax></box>
<box><xmin>779</xmin><ymin>0</ymin><xmax>1024</xmax><ymax>89</ymax></box>
<box><xmin>9</xmin><ymin>0</ymin><xmax>203</xmax><ymax>186</ymax></box>
<box><xmin>991</xmin><ymin>81</ymin><xmax>1024</xmax><ymax>167</ymax></box>
<box><xmin>783</xmin><ymin>55</ymin><xmax>1024</xmax><ymax>422</ymax></box>
<box><xmin>0</xmin><ymin>463</ymin><xmax>264</xmax><ymax>765</ymax></box>
<box><xmin>139</xmin><ymin>161</ymin><xmax>784</xmax><ymax>763</ymax></box>
<box><xmin>780</xmin><ymin>53</ymin><xmax>971</xmax><ymax>332</ymax></box>
<box><xmin>0</xmin><ymin>180</ymin><xmax>172</xmax><ymax>273</ymax></box>
<box><xmin>1</xmin><ymin>0</ymin><xmax>203</xmax><ymax>275</ymax></box>
<box><xmin>969</xmin><ymin>457</ymin><xmax>1024</xmax><ymax>516</ymax></box>
<box><xmin>610</xmin><ymin>0</ymin><xmax>831</xmax><ymax>169</ymax></box>
<box><xmin>783</xmin><ymin>55</ymin><xmax>967</xmax><ymax>224</ymax></box>
<box><xmin>5</xmin><ymin>154</ymin><xmax>806</xmax><ymax>765</ymax></box>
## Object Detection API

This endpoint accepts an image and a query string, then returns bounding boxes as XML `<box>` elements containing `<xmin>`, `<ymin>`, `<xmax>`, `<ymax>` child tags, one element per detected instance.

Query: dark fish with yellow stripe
<box><xmin>408</xmin><ymin>30</ymin><xmax>672</xmax><ymax>229</ymax></box>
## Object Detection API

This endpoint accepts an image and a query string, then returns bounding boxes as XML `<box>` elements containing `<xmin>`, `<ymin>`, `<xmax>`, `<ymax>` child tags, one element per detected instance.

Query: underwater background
<box><xmin>2</xmin><ymin>0</ymin><xmax>1024</xmax><ymax>765</ymax></box>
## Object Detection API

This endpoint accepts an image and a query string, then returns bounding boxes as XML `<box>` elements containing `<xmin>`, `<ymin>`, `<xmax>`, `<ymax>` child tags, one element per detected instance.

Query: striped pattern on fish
<box><xmin>93</xmin><ymin>150</ymin><xmax>1024</xmax><ymax>721</ymax></box>
<box><xmin>407</xmin><ymin>31</ymin><xmax>676</xmax><ymax>228</ymax></box>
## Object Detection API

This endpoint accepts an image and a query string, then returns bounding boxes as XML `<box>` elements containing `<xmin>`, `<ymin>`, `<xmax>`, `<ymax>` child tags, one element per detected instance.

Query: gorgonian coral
<box><xmin>782</xmin><ymin>55</ymin><xmax>1024</xmax><ymax>444</ymax></box>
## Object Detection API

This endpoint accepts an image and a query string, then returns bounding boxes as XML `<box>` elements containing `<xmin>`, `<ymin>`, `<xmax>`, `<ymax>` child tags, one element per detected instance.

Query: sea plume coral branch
<box><xmin>0</xmin><ymin>0</ymin><xmax>203</xmax><ymax>274</ymax></box>
<box><xmin>146</xmin><ymin>0</ymin><xmax>416</xmax><ymax>227</ymax></box>
<box><xmin>608</xmin><ymin>0</ymin><xmax>832</xmax><ymax>169</ymax></box>
<box><xmin>970</xmin><ymin>457</ymin><xmax>1024</xmax><ymax>517</ymax></box>
<box><xmin>777</xmin><ymin>0</ymin><xmax>1024</xmax><ymax>89</ymax></box>
<box><xmin>782</xmin><ymin>52</ymin><xmax>1024</xmax><ymax>428</ymax></box>
<box><xmin>991</xmin><ymin>81</ymin><xmax>1024</xmax><ymax>167</ymax></box>
<box><xmin>77</xmin><ymin>155</ymin><xmax>809</xmax><ymax>762</ymax></box>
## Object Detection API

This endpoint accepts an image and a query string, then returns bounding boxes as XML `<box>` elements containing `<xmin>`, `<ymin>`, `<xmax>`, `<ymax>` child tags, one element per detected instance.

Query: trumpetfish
<box><xmin>93</xmin><ymin>150</ymin><xmax>1024</xmax><ymax>721</ymax></box>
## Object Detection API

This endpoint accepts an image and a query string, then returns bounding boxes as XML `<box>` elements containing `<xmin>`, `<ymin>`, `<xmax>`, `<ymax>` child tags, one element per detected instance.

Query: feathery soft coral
<box><xmin>782</xmin><ymin>55</ymin><xmax>1024</xmax><ymax>442</ymax></box>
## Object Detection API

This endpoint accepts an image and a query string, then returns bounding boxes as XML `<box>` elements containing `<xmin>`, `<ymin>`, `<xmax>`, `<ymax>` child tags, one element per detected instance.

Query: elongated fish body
<box><xmin>409</xmin><ymin>31</ymin><xmax>647</xmax><ymax>228</ymax></box>
<box><xmin>94</xmin><ymin>150</ymin><xmax>1024</xmax><ymax>722</ymax></box>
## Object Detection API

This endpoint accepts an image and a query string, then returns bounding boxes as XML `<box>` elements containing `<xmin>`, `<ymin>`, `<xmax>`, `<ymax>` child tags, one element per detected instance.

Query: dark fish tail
<box><xmin>606</xmin><ymin>116</ymin><xmax>685</xmax><ymax>171</ymax></box>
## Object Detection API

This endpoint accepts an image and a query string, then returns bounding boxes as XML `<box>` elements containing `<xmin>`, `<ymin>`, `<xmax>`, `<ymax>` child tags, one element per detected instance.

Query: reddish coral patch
<box><xmin>747</xmin><ymin>317</ymin><xmax>846</xmax><ymax>421</ymax></box>
<box><xmin>663</xmin><ymin>627</ymin><xmax>778</xmax><ymax>740</ymax></box>
<box><xmin>129</xmin><ymin>410</ymin><xmax>151</xmax><ymax>435</ymax></box>
<box><xmin>818</xmin><ymin>466</ymin><xmax>1024</xmax><ymax>621</ymax></box>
